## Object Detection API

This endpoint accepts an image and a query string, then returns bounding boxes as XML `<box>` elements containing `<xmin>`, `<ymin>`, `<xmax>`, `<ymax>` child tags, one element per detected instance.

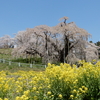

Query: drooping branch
<box><xmin>12</xmin><ymin>16</ymin><xmax>98</xmax><ymax>64</ymax></box>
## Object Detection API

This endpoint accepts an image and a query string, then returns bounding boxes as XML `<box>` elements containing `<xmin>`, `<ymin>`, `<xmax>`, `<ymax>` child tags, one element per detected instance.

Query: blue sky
<box><xmin>0</xmin><ymin>0</ymin><xmax>100</xmax><ymax>43</ymax></box>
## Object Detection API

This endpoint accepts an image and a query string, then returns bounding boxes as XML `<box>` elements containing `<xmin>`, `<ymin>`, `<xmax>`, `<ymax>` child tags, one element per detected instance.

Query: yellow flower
<box><xmin>73</xmin><ymin>89</ymin><xmax>77</xmax><ymax>93</ymax></box>
<box><xmin>82</xmin><ymin>86</ymin><xmax>85</xmax><ymax>89</ymax></box>
<box><xmin>85</xmin><ymin>87</ymin><xmax>88</xmax><ymax>91</ymax></box>
<box><xmin>24</xmin><ymin>90</ymin><xmax>30</xmax><ymax>96</ymax></box>
<box><xmin>33</xmin><ymin>96</ymin><xmax>38</xmax><ymax>100</ymax></box>
<box><xmin>15</xmin><ymin>96</ymin><xmax>20</xmax><ymax>100</ymax></box>
<box><xmin>21</xmin><ymin>95</ymin><xmax>29</xmax><ymax>100</ymax></box>
<box><xmin>51</xmin><ymin>95</ymin><xmax>54</xmax><ymax>97</ymax></box>
<box><xmin>36</xmin><ymin>91</ymin><xmax>39</xmax><ymax>94</ymax></box>
<box><xmin>79</xmin><ymin>88</ymin><xmax>82</xmax><ymax>92</ymax></box>
<box><xmin>33</xmin><ymin>87</ymin><xmax>37</xmax><ymax>91</ymax></box>
<box><xmin>58</xmin><ymin>94</ymin><xmax>63</xmax><ymax>98</ymax></box>
<box><xmin>4</xmin><ymin>98</ymin><xmax>8</xmax><ymax>100</ymax></box>
<box><xmin>48</xmin><ymin>63</ymin><xmax>51</xmax><ymax>67</ymax></box>
<box><xmin>70</xmin><ymin>95</ymin><xmax>74</xmax><ymax>98</ymax></box>
<box><xmin>47</xmin><ymin>91</ymin><xmax>51</xmax><ymax>95</ymax></box>
<box><xmin>39</xmin><ymin>86</ymin><xmax>42</xmax><ymax>89</ymax></box>
<box><xmin>47</xmin><ymin>85</ymin><xmax>51</xmax><ymax>88</ymax></box>
<box><xmin>82</xmin><ymin>90</ymin><xmax>86</xmax><ymax>93</ymax></box>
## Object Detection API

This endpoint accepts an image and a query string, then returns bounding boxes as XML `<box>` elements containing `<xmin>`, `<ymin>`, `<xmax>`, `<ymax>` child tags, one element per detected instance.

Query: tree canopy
<box><xmin>12</xmin><ymin>16</ymin><xmax>99</xmax><ymax>64</ymax></box>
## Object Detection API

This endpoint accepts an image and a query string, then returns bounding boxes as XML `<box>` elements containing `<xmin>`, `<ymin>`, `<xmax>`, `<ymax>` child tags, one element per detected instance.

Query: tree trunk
<box><xmin>59</xmin><ymin>36</ymin><xmax>71</xmax><ymax>63</ymax></box>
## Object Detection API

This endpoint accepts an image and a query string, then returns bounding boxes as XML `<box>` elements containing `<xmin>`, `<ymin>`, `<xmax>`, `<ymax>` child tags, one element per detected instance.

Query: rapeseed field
<box><xmin>0</xmin><ymin>60</ymin><xmax>100</xmax><ymax>100</ymax></box>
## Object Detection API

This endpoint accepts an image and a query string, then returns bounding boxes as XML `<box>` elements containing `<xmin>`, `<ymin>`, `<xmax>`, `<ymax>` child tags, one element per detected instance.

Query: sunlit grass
<box><xmin>0</xmin><ymin>63</ymin><xmax>45</xmax><ymax>72</ymax></box>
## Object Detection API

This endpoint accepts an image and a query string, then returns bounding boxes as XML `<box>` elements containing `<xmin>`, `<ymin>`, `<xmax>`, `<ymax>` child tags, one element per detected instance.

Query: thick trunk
<box><xmin>59</xmin><ymin>36</ymin><xmax>71</xmax><ymax>63</ymax></box>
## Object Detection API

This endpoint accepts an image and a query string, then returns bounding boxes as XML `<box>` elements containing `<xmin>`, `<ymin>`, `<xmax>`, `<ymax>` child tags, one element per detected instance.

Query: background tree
<box><xmin>89</xmin><ymin>41</ymin><xmax>93</xmax><ymax>43</ymax></box>
<box><xmin>95</xmin><ymin>41</ymin><xmax>100</xmax><ymax>46</ymax></box>
<box><xmin>0</xmin><ymin>35</ymin><xmax>14</xmax><ymax>49</ymax></box>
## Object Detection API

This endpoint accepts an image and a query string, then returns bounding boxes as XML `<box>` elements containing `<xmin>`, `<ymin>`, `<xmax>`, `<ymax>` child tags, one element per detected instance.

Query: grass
<box><xmin>0</xmin><ymin>48</ymin><xmax>43</xmax><ymax>64</ymax></box>
<box><xmin>0</xmin><ymin>63</ymin><xmax>45</xmax><ymax>72</ymax></box>
<box><xmin>11</xmin><ymin>57</ymin><xmax>42</xmax><ymax>64</ymax></box>
<box><xmin>0</xmin><ymin>48</ymin><xmax>46</xmax><ymax>72</ymax></box>
<box><xmin>0</xmin><ymin>48</ymin><xmax>13</xmax><ymax>60</ymax></box>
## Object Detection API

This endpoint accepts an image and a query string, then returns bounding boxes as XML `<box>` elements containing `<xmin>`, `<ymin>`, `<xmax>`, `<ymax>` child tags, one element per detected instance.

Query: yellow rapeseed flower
<box><xmin>21</xmin><ymin>95</ymin><xmax>29</xmax><ymax>100</ymax></box>
<box><xmin>4</xmin><ymin>98</ymin><xmax>8</xmax><ymax>100</ymax></box>
<box><xmin>33</xmin><ymin>87</ymin><xmax>37</xmax><ymax>91</ymax></box>
<box><xmin>36</xmin><ymin>91</ymin><xmax>39</xmax><ymax>94</ymax></box>
<box><xmin>24</xmin><ymin>90</ymin><xmax>30</xmax><ymax>96</ymax></box>
<box><xmin>47</xmin><ymin>91</ymin><xmax>51</xmax><ymax>95</ymax></box>
<box><xmin>79</xmin><ymin>88</ymin><xmax>82</xmax><ymax>92</ymax></box>
<box><xmin>70</xmin><ymin>95</ymin><xmax>74</xmax><ymax>98</ymax></box>
<box><xmin>48</xmin><ymin>63</ymin><xmax>51</xmax><ymax>67</ymax></box>
<box><xmin>15</xmin><ymin>96</ymin><xmax>20</xmax><ymax>100</ymax></box>
<box><xmin>33</xmin><ymin>96</ymin><xmax>38</xmax><ymax>100</ymax></box>
<box><xmin>82</xmin><ymin>86</ymin><xmax>85</xmax><ymax>89</ymax></box>
<box><xmin>73</xmin><ymin>89</ymin><xmax>77</xmax><ymax>93</ymax></box>
<box><xmin>58</xmin><ymin>94</ymin><xmax>63</xmax><ymax>98</ymax></box>
<box><xmin>85</xmin><ymin>87</ymin><xmax>88</xmax><ymax>91</ymax></box>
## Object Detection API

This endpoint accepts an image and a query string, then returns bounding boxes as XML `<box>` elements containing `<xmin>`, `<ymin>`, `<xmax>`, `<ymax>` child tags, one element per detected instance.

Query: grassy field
<box><xmin>0</xmin><ymin>48</ymin><xmax>45</xmax><ymax>72</ymax></box>
<box><xmin>0</xmin><ymin>48</ymin><xmax>12</xmax><ymax>59</ymax></box>
<box><xmin>0</xmin><ymin>62</ymin><xmax>45</xmax><ymax>72</ymax></box>
<box><xmin>0</xmin><ymin>48</ymin><xmax>43</xmax><ymax>63</ymax></box>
